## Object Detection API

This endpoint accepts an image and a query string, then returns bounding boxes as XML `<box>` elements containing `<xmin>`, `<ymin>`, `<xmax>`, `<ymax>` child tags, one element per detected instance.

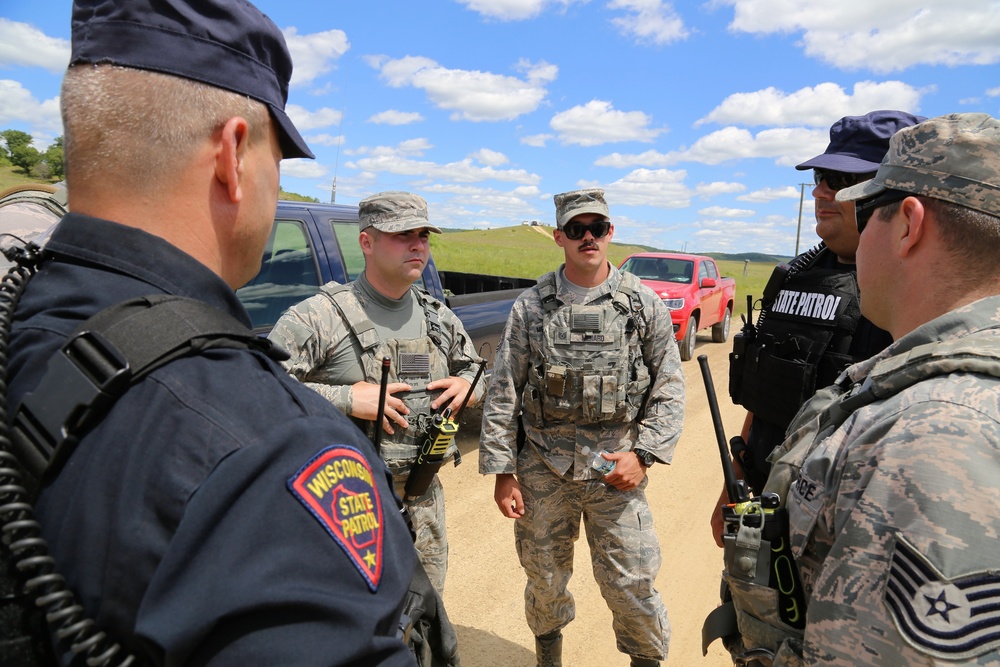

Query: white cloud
<box><xmin>988</xmin><ymin>87</ymin><xmax>1000</xmax><ymax>97</ymax></box>
<box><xmin>345</xmin><ymin>140</ymin><xmax>541</xmax><ymax>185</ymax></box>
<box><xmin>699</xmin><ymin>205</ymin><xmax>755</xmax><ymax>218</ymax></box>
<box><xmin>582</xmin><ymin>168</ymin><xmax>693</xmax><ymax>208</ymax></box>
<box><xmin>0</xmin><ymin>80</ymin><xmax>62</xmax><ymax>133</ymax></box>
<box><xmin>455</xmin><ymin>0</ymin><xmax>582</xmax><ymax>21</ymax></box>
<box><xmin>286</xmin><ymin>104</ymin><xmax>344</xmax><ymax>131</ymax></box>
<box><xmin>551</xmin><ymin>100</ymin><xmax>665</xmax><ymax>146</ymax></box>
<box><xmin>521</xmin><ymin>133</ymin><xmax>553</xmax><ymax>147</ymax></box>
<box><xmin>722</xmin><ymin>1</ymin><xmax>1000</xmax><ymax>73</ymax></box>
<box><xmin>738</xmin><ymin>186</ymin><xmax>804</xmax><ymax>203</ymax></box>
<box><xmin>281</xmin><ymin>158</ymin><xmax>329</xmax><ymax>179</ymax></box>
<box><xmin>373</xmin><ymin>56</ymin><xmax>557</xmax><ymax>122</ymax></box>
<box><xmin>368</xmin><ymin>110</ymin><xmax>424</xmax><ymax>125</ymax></box>
<box><xmin>607</xmin><ymin>0</ymin><xmax>689</xmax><ymax>45</ymax></box>
<box><xmin>0</xmin><ymin>20</ymin><xmax>69</xmax><ymax>73</ymax></box>
<box><xmin>596</xmin><ymin>126</ymin><xmax>826</xmax><ymax>167</ymax></box>
<box><xmin>697</xmin><ymin>81</ymin><xmax>925</xmax><ymax>128</ymax></box>
<box><xmin>695</xmin><ymin>181</ymin><xmax>747</xmax><ymax>197</ymax></box>
<box><xmin>283</xmin><ymin>28</ymin><xmax>349</xmax><ymax>86</ymax></box>
<box><xmin>470</xmin><ymin>148</ymin><xmax>510</xmax><ymax>166</ymax></box>
<box><xmin>305</xmin><ymin>133</ymin><xmax>346</xmax><ymax>147</ymax></box>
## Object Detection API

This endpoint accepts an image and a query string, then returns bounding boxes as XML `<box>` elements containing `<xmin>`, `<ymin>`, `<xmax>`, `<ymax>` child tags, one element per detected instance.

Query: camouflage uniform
<box><xmin>268</xmin><ymin>192</ymin><xmax>484</xmax><ymax>594</ymax></box>
<box><xmin>722</xmin><ymin>114</ymin><xmax>1000</xmax><ymax>666</ymax></box>
<box><xmin>757</xmin><ymin>296</ymin><xmax>1000</xmax><ymax>666</ymax></box>
<box><xmin>480</xmin><ymin>262</ymin><xmax>684</xmax><ymax>661</ymax></box>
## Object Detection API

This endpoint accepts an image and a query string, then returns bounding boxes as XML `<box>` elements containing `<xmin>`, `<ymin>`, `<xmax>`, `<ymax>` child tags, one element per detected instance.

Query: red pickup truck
<box><xmin>618</xmin><ymin>252</ymin><xmax>737</xmax><ymax>361</ymax></box>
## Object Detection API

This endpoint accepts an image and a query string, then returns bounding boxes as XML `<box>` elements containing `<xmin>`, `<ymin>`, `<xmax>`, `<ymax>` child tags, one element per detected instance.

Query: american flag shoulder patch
<box><xmin>288</xmin><ymin>446</ymin><xmax>385</xmax><ymax>592</ymax></box>
<box><xmin>884</xmin><ymin>533</ymin><xmax>1000</xmax><ymax>660</ymax></box>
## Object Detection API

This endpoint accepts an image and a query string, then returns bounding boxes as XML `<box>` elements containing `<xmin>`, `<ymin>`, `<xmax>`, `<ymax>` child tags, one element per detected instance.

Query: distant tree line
<box><xmin>0</xmin><ymin>129</ymin><xmax>64</xmax><ymax>181</ymax></box>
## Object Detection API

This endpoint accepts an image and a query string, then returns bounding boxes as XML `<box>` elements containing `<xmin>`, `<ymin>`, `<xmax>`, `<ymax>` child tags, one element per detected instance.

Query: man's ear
<box><xmin>553</xmin><ymin>229</ymin><xmax>565</xmax><ymax>249</ymax></box>
<box><xmin>897</xmin><ymin>196</ymin><xmax>927</xmax><ymax>258</ymax></box>
<box><xmin>215</xmin><ymin>116</ymin><xmax>251</xmax><ymax>204</ymax></box>
<box><xmin>359</xmin><ymin>230</ymin><xmax>374</xmax><ymax>254</ymax></box>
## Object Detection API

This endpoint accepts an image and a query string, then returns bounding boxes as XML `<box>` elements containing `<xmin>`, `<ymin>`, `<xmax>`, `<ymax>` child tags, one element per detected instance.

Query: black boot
<box><xmin>629</xmin><ymin>658</ymin><xmax>660</xmax><ymax>667</ymax></box>
<box><xmin>535</xmin><ymin>630</ymin><xmax>562</xmax><ymax>667</ymax></box>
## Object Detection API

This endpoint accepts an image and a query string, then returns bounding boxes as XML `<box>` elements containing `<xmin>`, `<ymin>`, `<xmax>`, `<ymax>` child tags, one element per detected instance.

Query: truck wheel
<box><xmin>712</xmin><ymin>306</ymin><xmax>732</xmax><ymax>343</ymax></box>
<box><xmin>679</xmin><ymin>317</ymin><xmax>697</xmax><ymax>361</ymax></box>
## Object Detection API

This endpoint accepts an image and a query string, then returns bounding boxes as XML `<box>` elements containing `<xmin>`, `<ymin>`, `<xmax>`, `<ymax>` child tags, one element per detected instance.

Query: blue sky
<box><xmin>2</xmin><ymin>1</ymin><xmax>999</xmax><ymax>255</ymax></box>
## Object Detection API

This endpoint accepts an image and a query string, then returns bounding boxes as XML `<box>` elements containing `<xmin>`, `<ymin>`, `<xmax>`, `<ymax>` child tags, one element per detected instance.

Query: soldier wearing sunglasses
<box><xmin>713</xmin><ymin>111</ymin><xmax>924</xmax><ymax>548</ymax></box>
<box><xmin>480</xmin><ymin>188</ymin><xmax>684</xmax><ymax>667</ymax></box>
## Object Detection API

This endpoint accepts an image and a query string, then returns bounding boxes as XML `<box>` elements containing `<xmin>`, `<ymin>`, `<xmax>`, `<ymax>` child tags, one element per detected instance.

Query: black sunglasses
<box><xmin>854</xmin><ymin>189</ymin><xmax>913</xmax><ymax>233</ymax></box>
<box><xmin>562</xmin><ymin>220</ymin><xmax>611</xmax><ymax>240</ymax></box>
<box><xmin>813</xmin><ymin>169</ymin><xmax>876</xmax><ymax>192</ymax></box>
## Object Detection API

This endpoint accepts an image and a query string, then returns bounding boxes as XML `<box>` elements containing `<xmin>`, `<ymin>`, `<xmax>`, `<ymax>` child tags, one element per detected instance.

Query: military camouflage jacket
<box><xmin>268</xmin><ymin>277</ymin><xmax>484</xmax><ymax>429</ymax></box>
<box><xmin>770</xmin><ymin>294</ymin><xmax>1000</xmax><ymax>666</ymax></box>
<box><xmin>479</xmin><ymin>264</ymin><xmax>684</xmax><ymax>480</ymax></box>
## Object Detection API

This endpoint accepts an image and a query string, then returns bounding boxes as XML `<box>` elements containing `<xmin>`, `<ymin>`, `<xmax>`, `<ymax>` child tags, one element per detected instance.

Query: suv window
<box><xmin>236</xmin><ymin>218</ymin><xmax>321</xmax><ymax>331</ymax></box>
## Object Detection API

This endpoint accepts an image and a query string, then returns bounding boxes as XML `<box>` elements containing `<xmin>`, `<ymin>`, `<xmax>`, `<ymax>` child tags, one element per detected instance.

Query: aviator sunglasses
<box><xmin>562</xmin><ymin>220</ymin><xmax>611</xmax><ymax>240</ymax></box>
<box><xmin>854</xmin><ymin>189</ymin><xmax>913</xmax><ymax>233</ymax></box>
<box><xmin>813</xmin><ymin>168</ymin><xmax>876</xmax><ymax>192</ymax></box>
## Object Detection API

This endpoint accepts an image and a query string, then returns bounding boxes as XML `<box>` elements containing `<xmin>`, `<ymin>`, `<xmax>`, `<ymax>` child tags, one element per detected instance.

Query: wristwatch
<box><xmin>634</xmin><ymin>449</ymin><xmax>656</xmax><ymax>468</ymax></box>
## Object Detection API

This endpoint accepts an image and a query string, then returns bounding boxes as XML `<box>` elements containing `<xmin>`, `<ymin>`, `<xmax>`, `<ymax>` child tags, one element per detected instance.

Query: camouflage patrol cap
<box><xmin>837</xmin><ymin>113</ymin><xmax>1000</xmax><ymax>217</ymax></box>
<box><xmin>553</xmin><ymin>188</ymin><xmax>610</xmax><ymax>229</ymax></box>
<box><xmin>358</xmin><ymin>191</ymin><xmax>442</xmax><ymax>234</ymax></box>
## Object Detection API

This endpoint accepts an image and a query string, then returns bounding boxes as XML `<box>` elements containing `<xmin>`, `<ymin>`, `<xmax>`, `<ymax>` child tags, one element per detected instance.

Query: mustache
<box><xmin>580</xmin><ymin>242</ymin><xmax>598</xmax><ymax>251</ymax></box>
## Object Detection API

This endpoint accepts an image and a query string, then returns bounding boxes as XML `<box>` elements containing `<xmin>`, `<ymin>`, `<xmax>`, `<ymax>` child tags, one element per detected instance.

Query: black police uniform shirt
<box><xmin>8</xmin><ymin>213</ymin><xmax>418</xmax><ymax>666</ymax></box>
<box><xmin>743</xmin><ymin>248</ymin><xmax>893</xmax><ymax>484</ymax></box>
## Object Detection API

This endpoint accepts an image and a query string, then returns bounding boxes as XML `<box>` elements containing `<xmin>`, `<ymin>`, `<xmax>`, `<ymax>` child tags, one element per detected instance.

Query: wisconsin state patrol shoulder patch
<box><xmin>288</xmin><ymin>446</ymin><xmax>384</xmax><ymax>592</ymax></box>
<box><xmin>884</xmin><ymin>534</ymin><xmax>1000</xmax><ymax>660</ymax></box>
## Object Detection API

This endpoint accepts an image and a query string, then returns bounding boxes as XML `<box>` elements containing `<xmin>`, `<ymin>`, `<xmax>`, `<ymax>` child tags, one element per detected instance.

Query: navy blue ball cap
<box><xmin>70</xmin><ymin>0</ymin><xmax>314</xmax><ymax>160</ymax></box>
<box><xmin>796</xmin><ymin>110</ymin><xmax>925</xmax><ymax>174</ymax></box>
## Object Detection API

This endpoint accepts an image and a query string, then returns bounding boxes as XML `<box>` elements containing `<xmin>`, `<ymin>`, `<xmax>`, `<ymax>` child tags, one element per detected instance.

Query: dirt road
<box><xmin>439</xmin><ymin>332</ymin><xmax>742</xmax><ymax>666</ymax></box>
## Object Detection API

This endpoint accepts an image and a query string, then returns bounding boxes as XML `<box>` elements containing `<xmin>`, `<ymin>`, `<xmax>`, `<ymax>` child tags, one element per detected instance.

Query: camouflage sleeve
<box><xmin>478</xmin><ymin>292</ymin><xmax>533</xmax><ymax>475</ymax></box>
<box><xmin>439</xmin><ymin>305</ymin><xmax>487</xmax><ymax>402</ymax></box>
<box><xmin>266</xmin><ymin>296</ymin><xmax>353</xmax><ymax>415</ymax></box>
<box><xmin>793</xmin><ymin>383</ymin><xmax>1000</xmax><ymax>666</ymax></box>
<box><xmin>634</xmin><ymin>290</ymin><xmax>685</xmax><ymax>464</ymax></box>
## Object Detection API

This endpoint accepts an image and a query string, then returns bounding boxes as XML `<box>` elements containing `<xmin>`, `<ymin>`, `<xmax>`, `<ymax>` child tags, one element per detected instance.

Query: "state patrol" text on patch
<box><xmin>288</xmin><ymin>446</ymin><xmax>385</xmax><ymax>592</ymax></box>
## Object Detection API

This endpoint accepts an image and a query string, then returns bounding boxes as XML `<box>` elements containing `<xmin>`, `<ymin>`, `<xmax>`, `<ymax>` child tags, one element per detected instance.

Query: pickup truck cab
<box><xmin>618</xmin><ymin>252</ymin><xmax>736</xmax><ymax>361</ymax></box>
<box><xmin>235</xmin><ymin>200</ymin><xmax>533</xmax><ymax>368</ymax></box>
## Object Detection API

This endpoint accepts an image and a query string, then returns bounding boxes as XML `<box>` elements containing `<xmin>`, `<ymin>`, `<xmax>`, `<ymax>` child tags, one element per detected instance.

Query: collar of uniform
<box><xmin>844</xmin><ymin>293</ymin><xmax>1000</xmax><ymax>385</ymax></box>
<box><xmin>44</xmin><ymin>212</ymin><xmax>251</xmax><ymax>325</ymax></box>
<box><xmin>553</xmin><ymin>261</ymin><xmax>620</xmax><ymax>302</ymax></box>
<box><xmin>355</xmin><ymin>270</ymin><xmax>415</xmax><ymax>312</ymax></box>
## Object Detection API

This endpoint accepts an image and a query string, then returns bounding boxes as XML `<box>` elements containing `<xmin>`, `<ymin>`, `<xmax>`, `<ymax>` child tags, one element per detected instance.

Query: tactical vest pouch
<box><xmin>738</xmin><ymin>343</ymin><xmax>818</xmax><ymax>428</ymax></box>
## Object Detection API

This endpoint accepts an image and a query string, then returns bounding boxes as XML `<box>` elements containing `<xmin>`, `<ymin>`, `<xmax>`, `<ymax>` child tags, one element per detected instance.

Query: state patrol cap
<box><xmin>70</xmin><ymin>0</ymin><xmax>314</xmax><ymax>160</ymax></box>
<box><xmin>553</xmin><ymin>188</ymin><xmax>610</xmax><ymax>229</ymax></box>
<box><xmin>836</xmin><ymin>113</ymin><xmax>1000</xmax><ymax>218</ymax></box>
<box><xmin>796</xmin><ymin>110</ymin><xmax>925</xmax><ymax>174</ymax></box>
<box><xmin>358</xmin><ymin>192</ymin><xmax>442</xmax><ymax>234</ymax></box>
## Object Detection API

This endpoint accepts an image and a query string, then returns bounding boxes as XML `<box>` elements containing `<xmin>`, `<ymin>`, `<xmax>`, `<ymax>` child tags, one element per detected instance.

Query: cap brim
<box><xmin>795</xmin><ymin>154</ymin><xmax>881</xmax><ymax>173</ymax></box>
<box><xmin>836</xmin><ymin>177</ymin><xmax>886</xmax><ymax>203</ymax></box>
<box><xmin>271</xmin><ymin>106</ymin><xmax>314</xmax><ymax>159</ymax></box>
<box><xmin>557</xmin><ymin>206</ymin><xmax>610</xmax><ymax>228</ymax></box>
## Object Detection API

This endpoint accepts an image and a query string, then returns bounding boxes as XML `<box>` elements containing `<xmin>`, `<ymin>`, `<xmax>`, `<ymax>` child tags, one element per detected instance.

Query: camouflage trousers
<box><xmin>514</xmin><ymin>443</ymin><xmax>670</xmax><ymax>660</ymax></box>
<box><xmin>393</xmin><ymin>472</ymin><xmax>448</xmax><ymax>595</ymax></box>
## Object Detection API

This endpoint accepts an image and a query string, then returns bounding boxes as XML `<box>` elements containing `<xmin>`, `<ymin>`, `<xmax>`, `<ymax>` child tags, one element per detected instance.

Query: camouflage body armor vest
<box><xmin>717</xmin><ymin>336</ymin><xmax>1000</xmax><ymax>667</ymax></box>
<box><xmin>521</xmin><ymin>271</ymin><xmax>650</xmax><ymax>428</ymax></box>
<box><xmin>321</xmin><ymin>284</ymin><xmax>451</xmax><ymax>470</ymax></box>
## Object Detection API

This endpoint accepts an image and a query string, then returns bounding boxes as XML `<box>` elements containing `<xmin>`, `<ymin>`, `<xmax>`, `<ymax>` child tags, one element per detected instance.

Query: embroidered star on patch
<box><xmin>884</xmin><ymin>534</ymin><xmax>1000</xmax><ymax>660</ymax></box>
<box><xmin>288</xmin><ymin>446</ymin><xmax>385</xmax><ymax>592</ymax></box>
